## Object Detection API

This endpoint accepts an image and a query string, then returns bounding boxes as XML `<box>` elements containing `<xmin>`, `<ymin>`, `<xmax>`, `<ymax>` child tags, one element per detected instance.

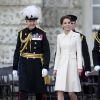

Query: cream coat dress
<box><xmin>54</xmin><ymin>30</ymin><xmax>82</xmax><ymax>92</ymax></box>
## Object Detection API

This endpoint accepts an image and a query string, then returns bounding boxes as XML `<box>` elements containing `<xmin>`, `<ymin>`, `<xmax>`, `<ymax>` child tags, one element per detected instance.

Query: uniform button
<box><xmin>34</xmin><ymin>47</ymin><xmax>36</xmax><ymax>49</ymax></box>
<box><xmin>34</xmin><ymin>42</ymin><xmax>37</xmax><ymax>44</ymax></box>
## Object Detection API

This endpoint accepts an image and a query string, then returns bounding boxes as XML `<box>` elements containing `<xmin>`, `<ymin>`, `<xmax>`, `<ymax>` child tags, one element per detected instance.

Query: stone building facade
<box><xmin>0</xmin><ymin>0</ymin><xmax>93</xmax><ymax>68</ymax></box>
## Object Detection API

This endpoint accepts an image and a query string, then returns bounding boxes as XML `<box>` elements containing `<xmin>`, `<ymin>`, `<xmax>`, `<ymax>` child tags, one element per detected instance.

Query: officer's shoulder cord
<box><xmin>20</xmin><ymin>31</ymin><xmax>31</xmax><ymax>43</ymax></box>
<box><xmin>94</xmin><ymin>32</ymin><xmax>100</xmax><ymax>44</ymax></box>
<box><xmin>19</xmin><ymin>31</ymin><xmax>32</xmax><ymax>55</ymax></box>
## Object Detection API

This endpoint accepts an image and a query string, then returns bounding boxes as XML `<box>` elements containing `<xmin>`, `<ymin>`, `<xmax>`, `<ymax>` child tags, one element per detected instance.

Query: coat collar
<box><xmin>61</xmin><ymin>30</ymin><xmax>74</xmax><ymax>38</ymax></box>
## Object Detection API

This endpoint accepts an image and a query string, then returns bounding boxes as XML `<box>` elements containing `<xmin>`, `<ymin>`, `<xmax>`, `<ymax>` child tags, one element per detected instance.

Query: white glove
<box><xmin>85</xmin><ymin>71</ymin><xmax>91</xmax><ymax>76</ymax></box>
<box><xmin>42</xmin><ymin>68</ymin><xmax>48</xmax><ymax>77</ymax></box>
<box><xmin>12</xmin><ymin>70</ymin><xmax>18</xmax><ymax>78</ymax></box>
<box><xmin>94</xmin><ymin>65</ymin><xmax>100</xmax><ymax>71</ymax></box>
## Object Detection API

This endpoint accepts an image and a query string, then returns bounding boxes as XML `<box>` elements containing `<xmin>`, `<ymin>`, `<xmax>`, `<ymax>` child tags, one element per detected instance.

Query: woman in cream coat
<box><xmin>53</xmin><ymin>15</ymin><xmax>82</xmax><ymax>100</ymax></box>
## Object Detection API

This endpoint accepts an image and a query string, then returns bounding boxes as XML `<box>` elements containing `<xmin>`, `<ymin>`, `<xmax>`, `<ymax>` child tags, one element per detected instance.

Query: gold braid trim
<box><xmin>20</xmin><ymin>31</ymin><xmax>31</xmax><ymax>43</ymax></box>
<box><xmin>94</xmin><ymin>32</ymin><xmax>100</xmax><ymax>44</ymax></box>
<box><xmin>93</xmin><ymin>32</ymin><xmax>100</xmax><ymax>52</ymax></box>
<box><xmin>20</xmin><ymin>31</ymin><xmax>32</xmax><ymax>55</ymax></box>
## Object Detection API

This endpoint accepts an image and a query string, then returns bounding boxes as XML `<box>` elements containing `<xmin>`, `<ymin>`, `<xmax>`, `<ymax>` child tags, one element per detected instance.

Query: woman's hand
<box><xmin>78</xmin><ymin>69</ymin><xmax>82</xmax><ymax>76</ymax></box>
<box><xmin>53</xmin><ymin>70</ymin><xmax>57</xmax><ymax>76</ymax></box>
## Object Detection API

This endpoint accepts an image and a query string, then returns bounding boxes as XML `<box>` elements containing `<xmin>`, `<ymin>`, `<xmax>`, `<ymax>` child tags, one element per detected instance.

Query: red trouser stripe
<box><xmin>42</xmin><ymin>94</ymin><xmax>44</xmax><ymax>100</ymax></box>
<box><xmin>18</xmin><ymin>93</ymin><xmax>20</xmax><ymax>100</ymax></box>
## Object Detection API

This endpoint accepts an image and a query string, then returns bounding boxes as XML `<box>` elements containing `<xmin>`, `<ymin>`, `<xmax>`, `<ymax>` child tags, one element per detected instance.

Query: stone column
<box><xmin>82</xmin><ymin>0</ymin><xmax>93</xmax><ymax>65</ymax></box>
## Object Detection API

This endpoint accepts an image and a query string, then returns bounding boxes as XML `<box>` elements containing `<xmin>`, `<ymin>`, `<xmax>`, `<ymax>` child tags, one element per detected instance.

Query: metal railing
<box><xmin>0</xmin><ymin>67</ymin><xmax>98</xmax><ymax>100</ymax></box>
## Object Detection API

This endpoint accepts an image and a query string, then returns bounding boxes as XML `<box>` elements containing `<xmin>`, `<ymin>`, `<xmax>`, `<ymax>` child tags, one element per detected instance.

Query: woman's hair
<box><xmin>60</xmin><ymin>15</ymin><xmax>71</xmax><ymax>25</ymax></box>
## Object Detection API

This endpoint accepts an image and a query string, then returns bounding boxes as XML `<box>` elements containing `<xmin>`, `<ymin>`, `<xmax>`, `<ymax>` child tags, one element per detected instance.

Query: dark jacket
<box><xmin>92</xmin><ymin>30</ymin><xmax>100</xmax><ymax>98</ymax></box>
<box><xmin>74</xmin><ymin>30</ymin><xmax>91</xmax><ymax>71</ymax></box>
<box><xmin>92</xmin><ymin>31</ymin><xmax>100</xmax><ymax>66</ymax></box>
<box><xmin>13</xmin><ymin>27</ymin><xmax>50</xmax><ymax>93</ymax></box>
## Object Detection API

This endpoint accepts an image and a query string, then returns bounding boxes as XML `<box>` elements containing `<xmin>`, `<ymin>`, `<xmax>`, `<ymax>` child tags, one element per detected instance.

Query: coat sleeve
<box><xmin>54</xmin><ymin>35</ymin><xmax>61</xmax><ymax>70</ymax></box>
<box><xmin>76</xmin><ymin>34</ymin><xmax>82</xmax><ymax>69</ymax></box>
<box><xmin>82</xmin><ymin>35</ymin><xmax>91</xmax><ymax>71</ymax></box>
<box><xmin>92</xmin><ymin>33</ymin><xmax>100</xmax><ymax>66</ymax></box>
<box><xmin>13</xmin><ymin>32</ymin><xmax>21</xmax><ymax>70</ymax></box>
<box><xmin>42</xmin><ymin>33</ymin><xmax>50</xmax><ymax>70</ymax></box>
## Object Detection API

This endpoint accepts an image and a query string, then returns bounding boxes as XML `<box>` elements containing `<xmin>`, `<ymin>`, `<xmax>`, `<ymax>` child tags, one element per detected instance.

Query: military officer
<box><xmin>13</xmin><ymin>6</ymin><xmax>50</xmax><ymax>100</ymax></box>
<box><xmin>92</xmin><ymin>30</ymin><xmax>100</xmax><ymax>99</ymax></box>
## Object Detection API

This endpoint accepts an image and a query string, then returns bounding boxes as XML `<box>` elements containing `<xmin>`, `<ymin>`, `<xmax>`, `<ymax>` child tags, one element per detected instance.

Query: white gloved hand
<box><xmin>94</xmin><ymin>65</ymin><xmax>100</xmax><ymax>71</ymax></box>
<box><xmin>12</xmin><ymin>70</ymin><xmax>18</xmax><ymax>78</ymax></box>
<box><xmin>85</xmin><ymin>71</ymin><xmax>91</xmax><ymax>76</ymax></box>
<box><xmin>42</xmin><ymin>68</ymin><xmax>48</xmax><ymax>77</ymax></box>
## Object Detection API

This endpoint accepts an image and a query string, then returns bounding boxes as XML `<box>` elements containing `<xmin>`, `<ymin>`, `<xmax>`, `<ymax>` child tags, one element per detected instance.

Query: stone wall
<box><xmin>0</xmin><ymin>0</ymin><xmax>82</xmax><ymax>68</ymax></box>
<box><xmin>42</xmin><ymin>0</ymin><xmax>82</xmax><ymax>67</ymax></box>
<box><xmin>0</xmin><ymin>0</ymin><xmax>42</xmax><ymax>67</ymax></box>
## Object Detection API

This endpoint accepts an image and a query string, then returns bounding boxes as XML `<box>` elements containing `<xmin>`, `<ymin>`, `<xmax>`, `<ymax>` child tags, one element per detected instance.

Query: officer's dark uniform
<box><xmin>92</xmin><ymin>30</ymin><xmax>100</xmax><ymax>99</ymax></box>
<box><xmin>74</xmin><ymin>30</ymin><xmax>91</xmax><ymax>72</ymax></box>
<box><xmin>13</xmin><ymin>27</ymin><xmax>50</xmax><ymax>100</ymax></box>
<box><xmin>73</xmin><ymin>30</ymin><xmax>92</xmax><ymax>96</ymax></box>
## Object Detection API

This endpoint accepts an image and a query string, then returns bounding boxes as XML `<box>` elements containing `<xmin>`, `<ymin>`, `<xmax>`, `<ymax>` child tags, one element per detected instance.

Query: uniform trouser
<box><xmin>18</xmin><ymin>91</ymin><xmax>44</xmax><ymax>100</ymax></box>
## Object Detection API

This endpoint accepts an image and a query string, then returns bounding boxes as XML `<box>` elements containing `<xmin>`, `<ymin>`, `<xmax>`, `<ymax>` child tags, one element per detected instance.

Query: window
<box><xmin>92</xmin><ymin>0</ymin><xmax>100</xmax><ymax>30</ymax></box>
